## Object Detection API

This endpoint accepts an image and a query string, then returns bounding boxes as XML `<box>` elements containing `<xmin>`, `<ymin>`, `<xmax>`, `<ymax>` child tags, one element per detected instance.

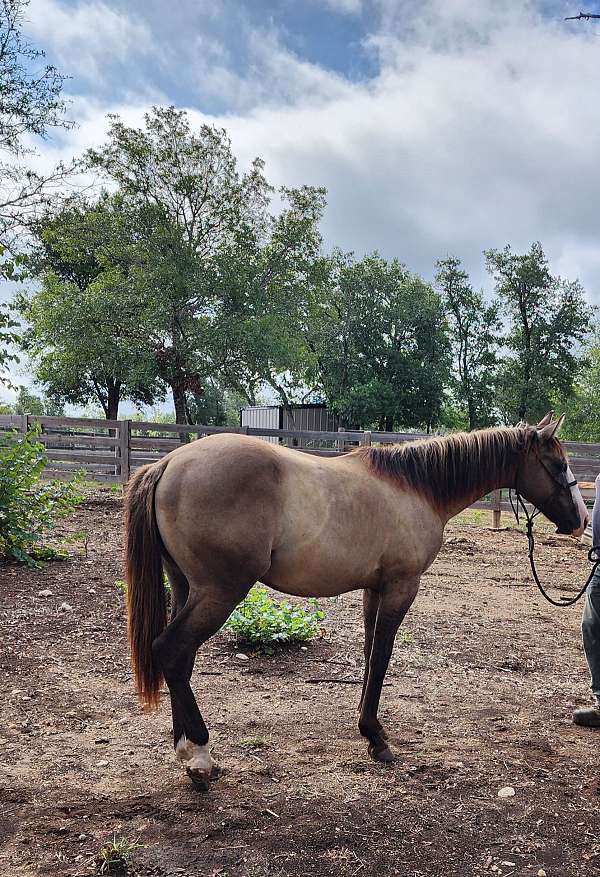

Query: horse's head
<box><xmin>518</xmin><ymin>412</ymin><xmax>588</xmax><ymax>537</ymax></box>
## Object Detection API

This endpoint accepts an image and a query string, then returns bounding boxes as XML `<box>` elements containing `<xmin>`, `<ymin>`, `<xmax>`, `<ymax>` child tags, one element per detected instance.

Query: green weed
<box><xmin>96</xmin><ymin>834</ymin><xmax>143</xmax><ymax>873</ymax></box>
<box><xmin>224</xmin><ymin>585</ymin><xmax>324</xmax><ymax>653</ymax></box>
<box><xmin>0</xmin><ymin>428</ymin><xmax>83</xmax><ymax>565</ymax></box>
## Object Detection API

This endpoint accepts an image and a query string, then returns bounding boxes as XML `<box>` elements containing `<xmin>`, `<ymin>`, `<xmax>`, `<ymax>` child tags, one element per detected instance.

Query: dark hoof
<box><xmin>186</xmin><ymin>762</ymin><xmax>222</xmax><ymax>790</ymax></box>
<box><xmin>368</xmin><ymin>741</ymin><xmax>396</xmax><ymax>763</ymax></box>
<box><xmin>186</xmin><ymin>767</ymin><xmax>210</xmax><ymax>791</ymax></box>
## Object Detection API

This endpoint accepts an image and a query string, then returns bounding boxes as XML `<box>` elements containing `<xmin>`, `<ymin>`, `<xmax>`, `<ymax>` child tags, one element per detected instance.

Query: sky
<box><xmin>6</xmin><ymin>0</ymin><xmax>600</xmax><ymax>399</ymax></box>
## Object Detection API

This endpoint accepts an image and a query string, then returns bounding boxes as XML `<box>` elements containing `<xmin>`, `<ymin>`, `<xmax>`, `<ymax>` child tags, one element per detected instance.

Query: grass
<box><xmin>238</xmin><ymin>734</ymin><xmax>272</xmax><ymax>749</ymax></box>
<box><xmin>96</xmin><ymin>835</ymin><xmax>143</xmax><ymax>874</ymax></box>
<box><xmin>454</xmin><ymin>507</ymin><xmax>557</xmax><ymax>533</ymax></box>
<box><xmin>397</xmin><ymin>628</ymin><xmax>414</xmax><ymax>646</ymax></box>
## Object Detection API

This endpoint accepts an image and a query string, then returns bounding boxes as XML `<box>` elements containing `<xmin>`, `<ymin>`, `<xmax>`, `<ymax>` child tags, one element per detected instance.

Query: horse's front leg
<box><xmin>358</xmin><ymin>577</ymin><xmax>420</xmax><ymax>763</ymax></box>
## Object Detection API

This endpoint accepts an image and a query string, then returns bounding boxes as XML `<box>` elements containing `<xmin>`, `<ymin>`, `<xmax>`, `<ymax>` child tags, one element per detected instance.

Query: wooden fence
<box><xmin>1</xmin><ymin>414</ymin><xmax>599</xmax><ymax>526</ymax></box>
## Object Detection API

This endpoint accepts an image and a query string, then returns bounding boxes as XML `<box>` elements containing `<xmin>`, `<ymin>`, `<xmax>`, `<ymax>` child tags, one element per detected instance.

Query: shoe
<box><xmin>573</xmin><ymin>706</ymin><xmax>600</xmax><ymax>727</ymax></box>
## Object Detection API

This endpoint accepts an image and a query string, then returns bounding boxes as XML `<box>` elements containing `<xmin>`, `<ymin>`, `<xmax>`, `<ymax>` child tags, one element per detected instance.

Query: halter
<box><xmin>509</xmin><ymin>451</ymin><xmax>600</xmax><ymax>607</ymax></box>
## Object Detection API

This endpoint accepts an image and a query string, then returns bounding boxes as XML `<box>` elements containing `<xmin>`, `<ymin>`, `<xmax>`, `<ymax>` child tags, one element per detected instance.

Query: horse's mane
<box><xmin>354</xmin><ymin>426</ymin><xmax>535</xmax><ymax>510</ymax></box>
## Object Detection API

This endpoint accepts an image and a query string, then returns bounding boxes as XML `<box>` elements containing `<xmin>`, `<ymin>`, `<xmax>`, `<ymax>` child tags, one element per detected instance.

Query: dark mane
<box><xmin>354</xmin><ymin>426</ymin><xmax>535</xmax><ymax>510</ymax></box>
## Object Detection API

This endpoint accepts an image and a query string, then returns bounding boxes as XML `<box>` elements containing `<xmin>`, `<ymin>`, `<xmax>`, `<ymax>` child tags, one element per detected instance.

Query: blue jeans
<box><xmin>582</xmin><ymin>567</ymin><xmax>600</xmax><ymax>705</ymax></box>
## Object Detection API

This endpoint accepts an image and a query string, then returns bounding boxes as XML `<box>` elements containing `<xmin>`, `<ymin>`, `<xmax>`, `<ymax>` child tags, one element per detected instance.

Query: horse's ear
<box><xmin>538</xmin><ymin>414</ymin><xmax>565</xmax><ymax>441</ymax></box>
<box><xmin>536</xmin><ymin>411</ymin><xmax>554</xmax><ymax>429</ymax></box>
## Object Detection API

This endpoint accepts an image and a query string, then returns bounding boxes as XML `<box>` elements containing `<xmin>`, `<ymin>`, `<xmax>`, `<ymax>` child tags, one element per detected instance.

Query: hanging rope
<box><xmin>509</xmin><ymin>485</ymin><xmax>600</xmax><ymax>607</ymax></box>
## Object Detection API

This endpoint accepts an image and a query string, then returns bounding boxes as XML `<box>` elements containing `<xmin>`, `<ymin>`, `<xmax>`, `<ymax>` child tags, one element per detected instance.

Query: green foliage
<box><xmin>0</xmin><ymin>0</ymin><xmax>74</xmax><ymax>247</ymax></box>
<box><xmin>85</xmin><ymin>107</ymin><xmax>325</xmax><ymax>422</ymax></box>
<box><xmin>554</xmin><ymin>336</ymin><xmax>600</xmax><ymax>441</ymax></box>
<box><xmin>436</xmin><ymin>256</ymin><xmax>500</xmax><ymax>428</ymax></box>
<box><xmin>0</xmin><ymin>248</ymin><xmax>25</xmax><ymax>389</ymax></box>
<box><xmin>96</xmin><ymin>835</ymin><xmax>143</xmax><ymax>874</ymax></box>
<box><xmin>10</xmin><ymin>386</ymin><xmax>64</xmax><ymax>415</ymax></box>
<box><xmin>20</xmin><ymin>194</ymin><xmax>163</xmax><ymax>419</ymax></box>
<box><xmin>485</xmin><ymin>243</ymin><xmax>593</xmax><ymax>423</ymax></box>
<box><xmin>307</xmin><ymin>251</ymin><xmax>451</xmax><ymax>430</ymax></box>
<box><xmin>0</xmin><ymin>429</ymin><xmax>83</xmax><ymax>564</ymax></box>
<box><xmin>224</xmin><ymin>586</ymin><xmax>324</xmax><ymax>653</ymax></box>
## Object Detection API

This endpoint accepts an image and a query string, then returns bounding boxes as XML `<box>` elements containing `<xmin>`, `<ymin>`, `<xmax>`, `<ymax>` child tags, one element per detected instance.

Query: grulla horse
<box><xmin>124</xmin><ymin>413</ymin><xmax>587</xmax><ymax>787</ymax></box>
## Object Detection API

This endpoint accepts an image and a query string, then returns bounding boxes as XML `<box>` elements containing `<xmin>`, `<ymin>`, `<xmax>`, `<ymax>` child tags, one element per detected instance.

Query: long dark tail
<box><xmin>124</xmin><ymin>459</ymin><xmax>170</xmax><ymax>709</ymax></box>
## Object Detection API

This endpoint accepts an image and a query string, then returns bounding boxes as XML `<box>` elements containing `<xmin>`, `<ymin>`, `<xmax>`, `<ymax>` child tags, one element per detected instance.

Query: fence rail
<box><xmin>2</xmin><ymin>414</ymin><xmax>599</xmax><ymax>526</ymax></box>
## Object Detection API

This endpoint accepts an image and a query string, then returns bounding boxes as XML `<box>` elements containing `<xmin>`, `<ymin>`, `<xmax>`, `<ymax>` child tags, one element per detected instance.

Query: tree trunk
<box><xmin>106</xmin><ymin>380</ymin><xmax>120</xmax><ymax>421</ymax></box>
<box><xmin>172</xmin><ymin>385</ymin><xmax>188</xmax><ymax>425</ymax></box>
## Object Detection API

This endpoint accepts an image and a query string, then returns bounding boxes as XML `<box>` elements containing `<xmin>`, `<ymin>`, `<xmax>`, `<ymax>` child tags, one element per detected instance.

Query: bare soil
<box><xmin>1</xmin><ymin>492</ymin><xmax>600</xmax><ymax>877</ymax></box>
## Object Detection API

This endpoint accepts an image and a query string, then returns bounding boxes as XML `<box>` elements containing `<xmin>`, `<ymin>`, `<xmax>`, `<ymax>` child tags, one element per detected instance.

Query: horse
<box><xmin>123</xmin><ymin>413</ymin><xmax>587</xmax><ymax>788</ymax></box>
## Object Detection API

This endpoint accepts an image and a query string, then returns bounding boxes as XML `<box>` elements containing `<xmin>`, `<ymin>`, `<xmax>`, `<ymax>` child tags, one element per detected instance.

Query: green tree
<box><xmin>554</xmin><ymin>334</ymin><xmax>600</xmax><ymax>441</ymax></box>
<box><xmin>86</xmin><ymin>107</ymin><xmax>269</xmax><ymax>423</ymax></box>
<box><xmin>19</xmin><ymin>196</ymin><xmax>162</xmax><ymax>419</ymax></box>
<box><xmin>86</xmin><ymin>107</ymin><xmax>324</xmax><ymax>422</ymax></box>
<box><xmin>485</xmin><ymin>243</ymin><xmax>592</xmax><ymax>423</ymax></box>
<box><xmin>212</xmin><ymin>185</ymin><xmax>325</xmax><ymax>409</ymax></box>
<box><xmin>12</xmin><ymin>386</ymin><xmax>64</xmax><ymax>415</ymax></box>
<box><xmin>307</xmin><ymin>252</ymin><xmax>451</xmax><ymax>431</ymax></box>
<box><xmin>0</xmin><ymin>0</ymin><xmax>73</xmax><ymax>246</ymax></box>
<box><xmin>435</xmin><ymin>256</ymin><xmax>500</xmax><ymax>429</ymax></box>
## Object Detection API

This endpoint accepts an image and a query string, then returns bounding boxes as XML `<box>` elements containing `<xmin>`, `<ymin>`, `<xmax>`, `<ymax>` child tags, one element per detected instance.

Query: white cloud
<box><xmin>25</xmin><ymin>0</ymin><xmax>155</xmax><ymax>83</ymax></box>
<box><xmin>318</xmin><ymin>0</ymin><xmax>363</xmax><ymax>14</ymax></box>
<box><xmin>188</xmin><ymin>26</ymin><xmax>355</xmax><ymax>112</ymax></box>
<box><xmin>15</xmin><ymin>0</ymin><xmax>600</xmax><ymax>309</ymax></box>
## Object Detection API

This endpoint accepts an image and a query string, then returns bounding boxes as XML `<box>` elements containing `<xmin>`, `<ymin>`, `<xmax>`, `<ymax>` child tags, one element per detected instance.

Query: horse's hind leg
<box><xmin>162</xmin><ymin>557</ymin><xmax>190</xmax><ymax>747</ymax></box>
<box><xmin>152</xmin><ymin>580</ymin><xmax>250</xmax><ymax>789</ymax></box>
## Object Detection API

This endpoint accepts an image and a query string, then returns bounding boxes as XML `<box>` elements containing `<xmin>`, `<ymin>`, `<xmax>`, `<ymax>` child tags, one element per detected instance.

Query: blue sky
<box><xmin>6</xmin><ymin>0</ymin><xmax>600</xmax><ymax>402</ymax></box>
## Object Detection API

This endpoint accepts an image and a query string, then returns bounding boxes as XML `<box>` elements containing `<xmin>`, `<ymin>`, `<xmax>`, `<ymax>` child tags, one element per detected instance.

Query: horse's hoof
<box><xmin>186</xmin><ymin>766</ymin><xmax>211</xmax><ymax>790</ymax></box>
<box><xmin>176</xmin><ymin>736</ymin><xmax>220</xmax><ymax>789</ymax></box>
<box><xmin>186</xmin><ymin>761</ymin><xmax>221</xmax><ymax>790</ymax></box>
<box><xmin>368</xmin><ymin>741</ymin><xmax>396</xmax><ymax>763</ymax></box>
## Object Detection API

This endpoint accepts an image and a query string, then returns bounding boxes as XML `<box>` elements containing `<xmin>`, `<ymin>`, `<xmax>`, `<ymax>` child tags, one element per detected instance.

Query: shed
<box><xmin>240</xmin><ymin>403</ymin><xmax>339</xmax><ymax>442</ymax></box>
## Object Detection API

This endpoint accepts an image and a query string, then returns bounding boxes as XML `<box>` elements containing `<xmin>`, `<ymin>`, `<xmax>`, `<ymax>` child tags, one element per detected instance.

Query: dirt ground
<box><xmin>1</xmin><ymin>491</ymin><xmax>600</xmax><ymax>877</ymax></box>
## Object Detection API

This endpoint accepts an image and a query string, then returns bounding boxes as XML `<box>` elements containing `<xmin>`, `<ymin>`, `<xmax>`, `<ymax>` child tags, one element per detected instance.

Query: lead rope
<box><xmin>509</xmin><ymin>486</ymin><xmax>600</xmax><ymax>607</ymax></box>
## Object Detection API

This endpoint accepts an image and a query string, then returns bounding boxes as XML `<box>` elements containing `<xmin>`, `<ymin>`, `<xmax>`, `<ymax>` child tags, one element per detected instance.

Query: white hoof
<box><xmin>175</xmin><ymin>736</ymin><xmax>218</xmax><ymax>789</ymax></box>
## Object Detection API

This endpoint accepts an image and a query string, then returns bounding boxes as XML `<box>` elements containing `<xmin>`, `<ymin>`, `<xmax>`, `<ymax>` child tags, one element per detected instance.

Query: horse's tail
<box><xmin>124</xmin><ymin>458</ymin><xmax>170</xmax><ymax>709</ymax></box>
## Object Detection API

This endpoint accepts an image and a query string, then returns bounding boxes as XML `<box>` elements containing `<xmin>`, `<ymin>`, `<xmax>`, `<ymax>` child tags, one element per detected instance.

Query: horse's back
<box><xmin>152</xmin><ymin>433</ymin><xmax>442</xmax><ymax>595</ymax></box>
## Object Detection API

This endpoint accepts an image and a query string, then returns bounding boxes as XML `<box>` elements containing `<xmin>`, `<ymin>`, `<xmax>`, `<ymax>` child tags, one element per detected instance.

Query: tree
<box><xmin>485</xmin><ymin>243</ymin><xmax>592</xmax><ymax>423</ymax></box>
<box><xmin>435</xmin><ymin>256</ymin><xmax>500</xmax><ymax>429</ymax></box>
<box><xmin>211</xmin><ymin>185</ymin><xmax>326</xmax><ymax>409</ymax></box>
<box><xmin>0</xmin><ymin>0</ymin><xmax>73</xmax><ymax>247</ymax></box>
<box><xmin>11</xmin><ymin>386</ymin><xmax>63</xmax><ymax>415</ymax></box>
<box><xmin>554</xmin><ymin>333</ymin><xmax>600</xmax><ymax>441</ymax></box>
<box><xmin>19</xmin><ymin>196</ymin><xmax>162</xmax><ymax>419</ymax></box>
<box><xmin>307</xmin><ymin>252</ymin><xmax>451</xmax><ymax>431</ymax></box>
<box><xmin>87</xmin><ymin>107</ymin><xmax>324</xmax><ymax>422</ymax></box>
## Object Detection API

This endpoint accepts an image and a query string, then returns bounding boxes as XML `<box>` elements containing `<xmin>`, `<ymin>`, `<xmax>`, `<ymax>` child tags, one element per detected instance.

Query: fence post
<box><xmin>20</xmin><ymin>413</ymin><xmax>28</xmax><ymax>435</ymax></box>
<box><xmin>492</xmin><ymin>489</ymin><xmax>502</xmax><ymax>529</ymax></box>
<box><xmin>119</xmin><ymin>419</ymin><xmax>130</xmax><ymax>484</ymax></box>
<box><xmin>362</xmin><ymin>430</ymin><xmax>372</xmax><ymax>447</ymax></box>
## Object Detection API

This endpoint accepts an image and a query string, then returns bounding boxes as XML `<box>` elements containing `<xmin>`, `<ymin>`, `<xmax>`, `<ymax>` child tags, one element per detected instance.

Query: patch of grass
<box><xmin>96</xmin><ymin>835</ymin><xmax>143</xmax><ymax>874</ymax></box>
<box><xmin>224</xmin><ymin>586</ymin><xmax>324</xmax><ymax>654</ymax></box>
<box><xmin>397</xmin><ymin>628</ymin><xmax>414</xmax><ymax>646</ymax></box>
<box><xmin>238</xmin><ymin>735</ymin><xmax>272</xmax><ymax>749</ymax></box>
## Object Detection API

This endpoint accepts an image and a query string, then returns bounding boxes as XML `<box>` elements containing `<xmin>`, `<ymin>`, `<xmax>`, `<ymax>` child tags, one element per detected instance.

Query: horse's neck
<box><xmin>440</xmin><ymin>435</ymin><xmax>521</xmax><ymax>522</ymax></box>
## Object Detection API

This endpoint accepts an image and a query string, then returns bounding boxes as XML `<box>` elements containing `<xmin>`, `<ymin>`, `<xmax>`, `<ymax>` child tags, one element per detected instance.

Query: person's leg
<box><xmin>573</xmin><ymin>569</ymin><xmax>600</xmax><ymax>726</ymax></box>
